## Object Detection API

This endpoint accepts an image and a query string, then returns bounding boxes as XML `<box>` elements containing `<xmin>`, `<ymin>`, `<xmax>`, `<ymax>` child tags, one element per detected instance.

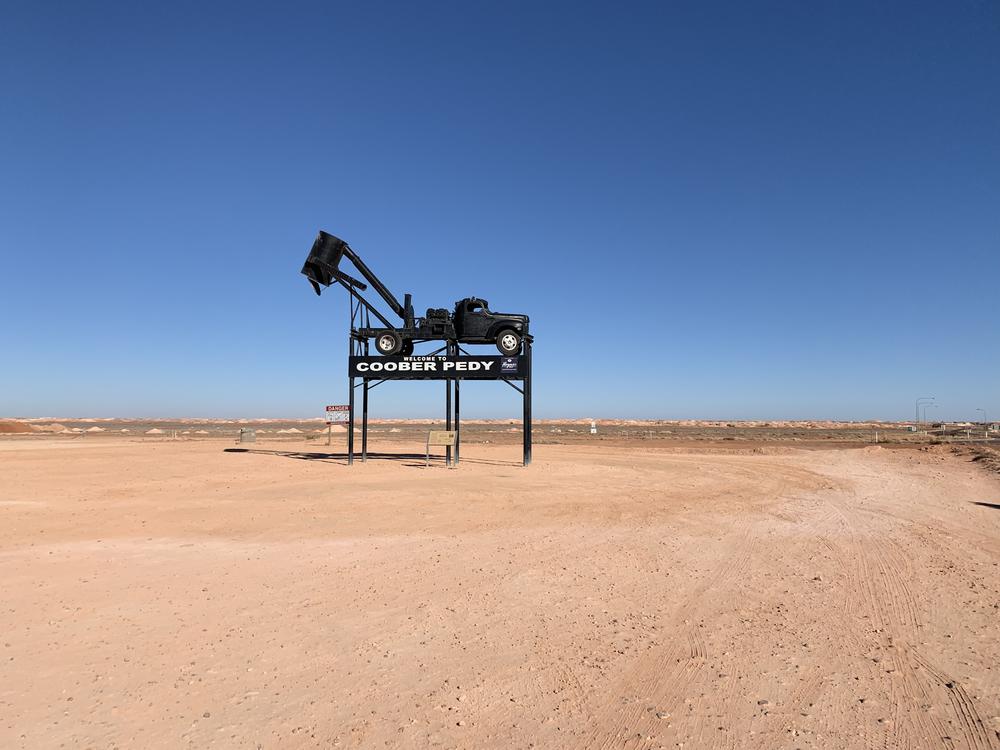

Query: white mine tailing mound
<box><xmin>85</xmin><ymin>427</ymin><xmax>105</xmax><ymax>433</ymax></box>
<box><xmin>194</xmin><ymin>430</ymin><xmax>209</xmax><ymax>435</ymax></box>
<box><xmin>145</xmin><ymin>428</ymin><xmax>164</xmax><ymax>435</ymax></box>
<box><xmin>32</xmin><ymin>423</ymin><xmax>68</xmax><ymax>433</ymax></box>
<box><xmin>277</xmin><ymin>428</ymin><xmax>302</xmax><ymax>434</ymax></box>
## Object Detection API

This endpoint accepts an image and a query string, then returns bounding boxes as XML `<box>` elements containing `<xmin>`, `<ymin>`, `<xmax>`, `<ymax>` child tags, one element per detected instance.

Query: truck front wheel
<box><xmin>375</xmin><ymin>331</ymin><xmax>402</xmax><ymax>355</ymax></box>
<box><xmin>496</xmin><ymin>330</ymin><xmax>521</xmax><ymax>356</ymax></box>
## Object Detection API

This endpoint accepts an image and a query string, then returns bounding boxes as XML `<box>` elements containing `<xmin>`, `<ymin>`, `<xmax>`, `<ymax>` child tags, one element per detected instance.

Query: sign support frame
<box><xmin>342</xmin><ymin>282</ymin><xmax>532</xmax><ymax>467</ymax></box>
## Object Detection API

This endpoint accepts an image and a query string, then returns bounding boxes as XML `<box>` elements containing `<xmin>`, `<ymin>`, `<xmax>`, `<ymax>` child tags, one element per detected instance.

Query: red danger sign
<box><xmin>325</xmin><ymin>404</ymin><xmax>349</xmax><ymax>424</ymax></box>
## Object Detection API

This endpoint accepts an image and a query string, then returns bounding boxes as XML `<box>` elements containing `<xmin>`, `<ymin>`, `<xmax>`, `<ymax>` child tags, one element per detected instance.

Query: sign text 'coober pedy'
<box><xmin>349</xmin><ymin>355</ymin><xmax>525</xmax><ymax>379</ymax></box>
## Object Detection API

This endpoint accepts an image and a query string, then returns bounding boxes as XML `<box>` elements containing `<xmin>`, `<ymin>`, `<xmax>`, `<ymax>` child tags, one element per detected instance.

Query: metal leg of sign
<box><xmin>362</xmin><ymin>379</ymin><xmax>369</xmax><ymax>463</ymax></box>
<box><xmin>348</xmin><ymin>376</ymin><xmax>355</xmax><ymax>466</ymax></box>
<box><xmin>454</xmin><ymin>379</ymin><xmax>461</xmax><ymax>466</ymax></box>
<box><xmin>445</xmin><ymin>377</ymin><xmax>452</xmax><ymax>467</ymax></box>
<box><xmin>523</xmin><ymin>339</ymin><xmax>532</xmax><ymax>466</ymax></box>
<box><xmin>445</xmin><ymin>341</ymin><xmax>456</xmax><ymax>466</ymax></box>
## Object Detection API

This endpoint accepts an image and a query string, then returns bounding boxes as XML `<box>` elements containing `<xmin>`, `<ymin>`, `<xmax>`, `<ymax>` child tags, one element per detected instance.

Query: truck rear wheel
<box><xmin>375</xmin><ymin>331</ymin><xmax>402</xmax><ymax>355</ymax></box>
<box><xmin>496</xmin><ymin>330</ymin><xmax>521</xmax><ymax>356</ymax></box>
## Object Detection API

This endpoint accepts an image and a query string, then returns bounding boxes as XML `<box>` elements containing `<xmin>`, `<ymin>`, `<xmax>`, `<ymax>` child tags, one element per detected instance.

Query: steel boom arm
<box><xmin>341</xmin><ymin>246</ymin><xmax>406</xmax><ymax>321</ymax></box>
<box><xmin>301</xmin><ymin>230</ymin><xmax>413</xmax><ymax>327</ymax></box>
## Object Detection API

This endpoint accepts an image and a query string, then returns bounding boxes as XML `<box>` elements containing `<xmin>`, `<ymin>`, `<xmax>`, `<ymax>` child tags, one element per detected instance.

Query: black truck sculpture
<box><xmin>301</xmin><ymin>230</ymin><xmax>529</xmax><ymax>356</ymax></box>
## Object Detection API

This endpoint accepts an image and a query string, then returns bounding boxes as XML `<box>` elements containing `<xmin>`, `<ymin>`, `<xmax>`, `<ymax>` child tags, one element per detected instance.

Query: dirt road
<box><xmin>1</xmin><ymin>438</ymin><xmax>998</xmax><ymax>749</ymax></box>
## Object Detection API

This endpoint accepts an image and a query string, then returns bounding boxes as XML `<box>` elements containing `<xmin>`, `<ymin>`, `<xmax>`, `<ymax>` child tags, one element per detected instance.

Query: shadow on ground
<box><xmin>223</xmin><ymin>448</ymin><xmax>521</xmax><ymax>468</ymax></box>
<box><xmin>971</xmin><ymin>501</ymin><xmax>1000</xmax><ymax>510</ymax></box>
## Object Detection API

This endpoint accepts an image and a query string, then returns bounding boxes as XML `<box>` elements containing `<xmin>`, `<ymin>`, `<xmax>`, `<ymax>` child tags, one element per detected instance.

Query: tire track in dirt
<box><xmin>576</xmin><ymin>458</ymin><xmax>827</xmax><ymax>750</ymax></box>
<box><xmin>487</xmin><ymin>457</ymin><xmax>808</xmax><ymax>740</ymax></box>
<box><xmin>909</xmin><ymin>650</ymin><xmax>997</xmax><ymax>750</ymax></box>
<box><xmin>820</xmin><ymin>492</ymin><xmax>953</xmax><ymax>749</ymax></box>
<box><xmin>678</xmin><ymin>460</ymin><xmax>839</xmax><ymax>750</ymax></box>
<box><xmin>815</xmin><ymin>454</ymin><xmax>999</xmax><ymax>750</ymax></box>
<box><xmin>580</xmin><ymin>513</ymin><xmax>755</xmax><ymax>746</ymax></box>
<box><xmin>756</xmin><ymin>455</ymin><xmax>935</xmax><ymax>750</ymax></box>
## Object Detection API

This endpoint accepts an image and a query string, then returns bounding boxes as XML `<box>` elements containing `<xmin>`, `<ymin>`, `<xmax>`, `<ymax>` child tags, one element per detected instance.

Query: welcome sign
<box><xmin>349</xmin><ymin>355</ymin><xmax>525</xmax><ymax>380</ymax></box>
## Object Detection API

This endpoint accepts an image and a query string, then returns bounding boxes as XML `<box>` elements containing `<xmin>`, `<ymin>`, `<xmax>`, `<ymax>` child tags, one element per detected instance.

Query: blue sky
<box><xmin>1</xmin><ymin>1</ymin><xmax>997</xmax><ymax>420</ymax></box>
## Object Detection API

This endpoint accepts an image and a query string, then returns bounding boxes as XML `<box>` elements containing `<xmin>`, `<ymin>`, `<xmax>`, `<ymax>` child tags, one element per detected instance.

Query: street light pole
<box><xmin>923</xmin><ymin>403</ymin><xmax>938</xmax><ymax>424</ymax></box>
<box><xmin>915</xmin><ymin>396</ymin><xmax>934</xmax><ymax>424</ymax></box>
<box><xmin>976</xmin><ymin>408</ymin><xmax>986</xmax><ymax>438</ymax></box>
<box><xmin>913</xmin><ymin>396</ymin><xmax>934</xmax><ymax>424</ymax></box>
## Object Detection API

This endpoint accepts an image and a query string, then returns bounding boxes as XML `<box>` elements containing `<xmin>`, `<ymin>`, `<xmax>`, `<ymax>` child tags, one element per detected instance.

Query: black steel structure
<box><xmin>302</xmin><ymin>230</ymin><xmax>533</xmax><ymax>467</ymax></box>
<box><xmin>302</xmin><ymin>231</ymin><xmax>529</xmax><ymax>356</ymax></box>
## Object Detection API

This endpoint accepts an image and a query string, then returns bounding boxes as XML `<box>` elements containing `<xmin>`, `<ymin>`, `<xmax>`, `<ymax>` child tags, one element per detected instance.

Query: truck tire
<box><xmin>375</xmin><ymin>331</ymin><xmax>402</xmax><ymax>355</ymax></box>
<box><xmin>496</xmin><ymin>329</ymin><xmax>521</xmax><ymax>356</ymax></box>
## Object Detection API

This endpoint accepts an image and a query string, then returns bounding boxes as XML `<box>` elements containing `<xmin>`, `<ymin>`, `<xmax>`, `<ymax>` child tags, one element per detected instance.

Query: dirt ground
<box><xmin>1</xmin><ymin>436</ymin><xmax>999</xmax><ymax>749</ymax></box>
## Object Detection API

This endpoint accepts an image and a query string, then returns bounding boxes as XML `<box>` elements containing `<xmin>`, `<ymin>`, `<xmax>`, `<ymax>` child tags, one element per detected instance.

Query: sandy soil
<box><xmin>1</xmin><ymin>438</ymin><xmax>999</xmax><ymax>749</ymax></box>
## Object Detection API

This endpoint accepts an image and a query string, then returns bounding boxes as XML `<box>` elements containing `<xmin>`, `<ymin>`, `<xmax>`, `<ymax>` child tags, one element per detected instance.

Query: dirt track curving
<box><xmin>1</xmin><ymin>439</ymin><xmax>998</xmax><ymax>749</ymax></box>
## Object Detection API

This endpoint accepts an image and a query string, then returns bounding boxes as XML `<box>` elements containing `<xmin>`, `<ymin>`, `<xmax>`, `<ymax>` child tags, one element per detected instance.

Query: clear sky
<box><xmin>2</xmin><ymin>1</ymin><xmax>997</xmax><ymax>421</ymax></box>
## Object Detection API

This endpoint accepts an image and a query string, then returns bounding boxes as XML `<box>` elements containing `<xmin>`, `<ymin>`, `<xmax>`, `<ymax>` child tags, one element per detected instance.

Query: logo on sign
<box><xmin>500</xmin><ymin>357</ymin><xmax>518</xmax><ymax>373</ymax></box>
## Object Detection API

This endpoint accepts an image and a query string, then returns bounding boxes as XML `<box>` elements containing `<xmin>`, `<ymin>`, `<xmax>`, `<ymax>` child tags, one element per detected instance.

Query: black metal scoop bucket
<box><xmin>301</xmin><ymin>231</ymin><xmax>349</xmax><ymax>295</ymax></box>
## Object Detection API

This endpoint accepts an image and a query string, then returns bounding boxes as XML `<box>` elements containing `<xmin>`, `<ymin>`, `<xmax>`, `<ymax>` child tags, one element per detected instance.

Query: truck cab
<box><xmin>453</xmin><ymin>297</ymin><xmax>529</xmax><ymax>355</ymax></box>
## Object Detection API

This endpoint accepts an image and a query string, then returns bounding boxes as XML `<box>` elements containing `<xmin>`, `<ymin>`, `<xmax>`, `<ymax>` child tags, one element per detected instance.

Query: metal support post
<box><xmin>362</xmin><ymin>379</ymin><xmax>369</xmax><ymax>462</ymax></box>
<box><xmin>523</xmin><ymin>338</ymin><xmax>532</xmax><ymax>466</ymax></box>
<box><xmin>454</xmin><ymin>378</ymin><xmax>461</xmax><ymax>465</ymax></box>
<box><xmin>348</xmin><ymin>375</ymin><xmax>355</xmax><ymax>465</ymax></box>
<box><xmin>347</xmin><ymin>292</ymin><xmax>358</xmax><ymax>466</ymax></box>
<box><xmin>445</xmin><ymin>385</ymin><xmax>452</xmax><ymax>466</ymax></box>
<box><xmin>445</xmin><ymin>341</ymin><xmax>456</xmax><ymax>465</ymax></box>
